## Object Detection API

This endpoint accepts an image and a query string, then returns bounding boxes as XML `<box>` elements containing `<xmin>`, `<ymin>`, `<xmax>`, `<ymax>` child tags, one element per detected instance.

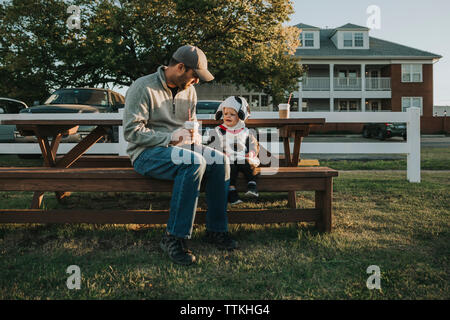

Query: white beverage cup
<box><xmin>184</xmin><ymin>120</ymin><xmax>200</xmax><ymax>134</ymax></box>
<box><xmin>278</xmin><ymin>104</ymin><xmax>290</xmax><ymax>119</ymax></box>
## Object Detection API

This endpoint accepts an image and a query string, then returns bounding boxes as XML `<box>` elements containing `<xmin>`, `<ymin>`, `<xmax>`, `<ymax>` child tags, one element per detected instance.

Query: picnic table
<box><xmin>0</xmin><ymin>114</ymin><xmax>338</xmax><ymax>232</ymax></box>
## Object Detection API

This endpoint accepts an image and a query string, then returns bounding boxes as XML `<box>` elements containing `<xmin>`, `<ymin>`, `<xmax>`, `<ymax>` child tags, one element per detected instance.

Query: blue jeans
<box><xmin>133</xmin><ymin>144</ymin><xmax>230</xmax><ymax>239</ymax></box>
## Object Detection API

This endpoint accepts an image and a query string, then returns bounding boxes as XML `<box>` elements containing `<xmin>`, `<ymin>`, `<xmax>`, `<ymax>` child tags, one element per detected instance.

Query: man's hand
<box><xmin>170</xmin><ymin>128</ymin><xmax>193</xmax><ymax>146</ymax></box>
<box><xmin>192</xmin><ymin>131</ymin><xmax>202</xmax><ymax>145</ymax></box>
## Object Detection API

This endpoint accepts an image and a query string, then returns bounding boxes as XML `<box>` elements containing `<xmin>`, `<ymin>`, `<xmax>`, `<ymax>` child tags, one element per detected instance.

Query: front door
<box><xmin>370</xmin><ymin>101</ymin><xmax>380</xmax><ymax>111</ymax></box>
<box><xmin>370</xmin><ymin>70</ymin><xmax>380</xmax><ymax>89</ymax></box>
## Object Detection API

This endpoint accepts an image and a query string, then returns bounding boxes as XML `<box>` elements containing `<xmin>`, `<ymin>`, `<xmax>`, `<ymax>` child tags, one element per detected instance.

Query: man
<box><xmin>123</xmin><ymin>45</ymin><xmax>237</xmax><ymax>265</ymax></box>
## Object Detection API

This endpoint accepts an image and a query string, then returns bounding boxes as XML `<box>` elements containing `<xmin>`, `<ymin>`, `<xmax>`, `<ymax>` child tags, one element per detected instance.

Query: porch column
<box><xmin>361</xmin><ymin>63</ymin><xmax>366</xmax><ymax>112</ymax></box>
<box><xmin>329</xmin><ymin>63</ymin><xmax>334</xmax><ymax>112</ymax></box>
<box><xmin>298</xmin><ymin>79</ymin><xmax>303</xmax><ymax>112</ymax></box>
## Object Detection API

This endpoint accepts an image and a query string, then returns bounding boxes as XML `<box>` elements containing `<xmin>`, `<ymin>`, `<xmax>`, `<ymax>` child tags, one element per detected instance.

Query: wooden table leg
<box><xmin>292</xmin><ymin>131</ymin><xmax>303</xmax><ymax>166</ymax></box>
<box><xmin>30</xmin><ymin>126</ymin><xmax>108</xmax><ymax>208</ymax></box>
<box><xmin>287</xmin><ymin>129</ymin><xmax>307</xmax><ymax>209</ymax></box>
<box><xmin>31</xmin><ymin>134</ymin><xmax>53</xmax><ymax>209</ymax></box>
<box><xmin>56</xmin><ymin>126</ymin><xmax>108</xmax><ymax>168</ymax></box>
<box><xmin>283</xmin><ymin>137</ymin><xmax>291</xmax><ymax>167</ymax></box>
<box><xmin>315</xmin><ymin>178</ymin><xmax>332</xmax><ymax>232</ymax></box>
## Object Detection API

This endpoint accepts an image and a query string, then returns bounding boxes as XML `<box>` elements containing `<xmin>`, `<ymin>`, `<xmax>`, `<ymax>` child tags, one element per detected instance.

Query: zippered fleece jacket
<box><xmin>123</xmin><ymin>66</ymin><xmax>197</xmax><ymax>164</ymax></box>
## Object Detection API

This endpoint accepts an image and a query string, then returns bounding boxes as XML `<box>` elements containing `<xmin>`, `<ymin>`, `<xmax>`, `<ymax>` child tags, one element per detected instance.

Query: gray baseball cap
<box><xmin>172</xmin><ymin>45</ymin><xmax>214</xmax><ymax>82</ymax></box>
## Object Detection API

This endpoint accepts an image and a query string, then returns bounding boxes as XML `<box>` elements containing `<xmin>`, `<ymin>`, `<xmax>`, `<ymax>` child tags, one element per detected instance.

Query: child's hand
<box><xmin>246</xmin><ymin>151</ymin><xmax>257</xmax><ymax>158</ymax></box>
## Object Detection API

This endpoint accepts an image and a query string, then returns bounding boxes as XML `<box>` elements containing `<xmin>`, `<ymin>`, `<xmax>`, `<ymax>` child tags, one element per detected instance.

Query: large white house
<box><xmin>195</xmin><ymin>23</ymin><xmax>442</xmax><ymax>118</ymax></box>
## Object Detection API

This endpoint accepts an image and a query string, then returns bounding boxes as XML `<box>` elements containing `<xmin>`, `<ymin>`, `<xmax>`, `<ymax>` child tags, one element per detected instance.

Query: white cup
<box><xmin>278</xmin><ymin>104</ymin><xmax>290</xmax><ymax>119</ymax></box>
<box><xmin>184</xmin><ymin>120</ymin><xmax>199</xmax><ymax>132</ymax></box>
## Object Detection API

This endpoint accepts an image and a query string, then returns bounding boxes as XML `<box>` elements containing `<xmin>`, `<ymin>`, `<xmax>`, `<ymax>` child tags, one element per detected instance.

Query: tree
<box><xmin>0</xmin><ymin>0</ymin><xmax>302</xmax><ymax>106</ymax></box>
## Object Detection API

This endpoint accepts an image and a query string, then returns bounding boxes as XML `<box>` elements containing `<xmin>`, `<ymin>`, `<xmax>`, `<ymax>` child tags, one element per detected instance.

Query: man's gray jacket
<box><xmin>123</xmin><ymin>66</ymin><xmax>197</xmax><ymax>164</ymax></box>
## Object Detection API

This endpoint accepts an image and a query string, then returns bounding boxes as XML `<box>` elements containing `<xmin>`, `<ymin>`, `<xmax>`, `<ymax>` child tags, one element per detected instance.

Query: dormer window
<box><xmin>343</xmin><ymin>32</ymin><xmax>364</xmax><ymax>48</ymax></box>
<box><xmin>354</xmin><ymin>33</ymin><xmax>364</xmax><ymax>47</ymax></box>
<box><xmin>296</xmin><ymin>23</ymin><xmax>320</xmax><ymax>49</ymax></box>
<box><xmin>300</xmin><ymin>32</ymin><xmax>315</xmax><ymax>47</ymax></box>
<box><xmin>331</xmin><ymin>24</ymin><xmax>369</xmax><ymax>49</ymax></box>
<box><xmin>343</xmin><ymin>33</ymin><xmax>352</xmax><ymax>47</ymax></box>
<box><xmin>303</xmin><ymin>32</ymin><xmax>314</xmax><ymax>47</ymax></box>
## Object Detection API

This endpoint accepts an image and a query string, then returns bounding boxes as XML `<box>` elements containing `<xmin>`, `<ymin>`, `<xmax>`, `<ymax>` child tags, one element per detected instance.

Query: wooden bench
<box><xmin>0</xmin><ymin>166</ymin><xmax>338</xmax><ymax>232</ymax></box>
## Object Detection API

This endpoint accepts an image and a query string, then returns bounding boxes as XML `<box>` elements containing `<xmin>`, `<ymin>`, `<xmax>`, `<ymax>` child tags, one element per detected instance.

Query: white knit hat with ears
<box><xmin>215</xmin><ymin>96</ymin><xmax>250</xmax><ymax>121</ymax></box>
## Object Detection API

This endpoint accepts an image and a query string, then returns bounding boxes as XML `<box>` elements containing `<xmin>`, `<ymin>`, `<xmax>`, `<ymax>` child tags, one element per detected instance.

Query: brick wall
<box><xmin>390</xmin><ymin>64</ymin><xmax>434</xmax><ymax>117</ymax></box>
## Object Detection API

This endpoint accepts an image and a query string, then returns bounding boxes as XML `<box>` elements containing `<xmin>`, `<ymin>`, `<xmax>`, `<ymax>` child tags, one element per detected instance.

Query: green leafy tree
<box><xmin>0</xmin><ymin>0</ymin><xmax>302</xmax><ymax>106</ymax></box>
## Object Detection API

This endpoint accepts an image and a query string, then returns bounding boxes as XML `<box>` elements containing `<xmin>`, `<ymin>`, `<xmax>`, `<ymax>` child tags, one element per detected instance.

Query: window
<box><xmin>337</xmin><ymin>100</ymin><xmax>360</xmax><ymax>112</ymax></box>
<box><xmin>250</xmin><ymin>95</ymin><xmax>259</xmax><ymax>109</ymax></box>
<box><xmin>402</xmin><ymin>64</ymin><xmax>422</xmax><ymax>82</ymax></box>
<box><xmin>304</xmin><ymin>32</ymin><xmax>314</xmax><ymax>47</ymax></box>
<box><xmin>343</xmin><ymin>32</ymin><xmax>353</xmax><ymax>47</ymax></box>
<box><xmin>402</xmin><ymin>97</ymin><xmax>423</xmax><ymax>115</ymax></box>
<box><xmin>261</xmin><ymin>95</ymin><xmax>269</xmax><ymax>107</ymax></box>
<box><xmin>354</xmin><ymin>33</ymin><xmax>364</xmax><ymax>47</ymax></box>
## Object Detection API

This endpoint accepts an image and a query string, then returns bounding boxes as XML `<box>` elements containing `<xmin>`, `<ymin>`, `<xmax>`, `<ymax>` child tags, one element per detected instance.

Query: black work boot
<box><xmin>204</xmin><ymin>231</ymin><xmax>238</xmax><ymax>250</ymax></box>
<box><xmin>228</xmin><ymin>189</ymin><xmax>243</xmax><ymax>205</ymax></box>
<box><xmin>160</xmin><ymin>233</ymin><xmax>196</xmax><ymax>265</ymax></box>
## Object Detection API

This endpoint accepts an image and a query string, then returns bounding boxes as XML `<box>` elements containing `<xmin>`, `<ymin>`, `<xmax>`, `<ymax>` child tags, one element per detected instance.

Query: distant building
<box><xmin>196</xmin><ymin>22</ymin><xmax>442</xmax><ymax>118</ymax></box>
<box><xmin>433</xmin><ymin>105</ymin><xmax>449</xmax><ymax>117</ymax></box>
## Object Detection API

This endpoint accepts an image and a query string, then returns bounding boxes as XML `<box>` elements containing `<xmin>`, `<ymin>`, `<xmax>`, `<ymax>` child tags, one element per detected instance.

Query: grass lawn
<box><xmin>0</xmin><ymin>171</ymin><xmax>448</xmax><ymax>300</ymax></box>
<box><xmin>319</xmin><ymin>147</ymin><xmax>450</xmax><ymax>170</ymax></box>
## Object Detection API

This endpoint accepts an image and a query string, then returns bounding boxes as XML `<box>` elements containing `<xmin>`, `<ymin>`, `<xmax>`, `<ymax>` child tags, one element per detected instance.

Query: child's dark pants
<box><xmin>229</xmin><ymin>160</ymin><xmax>258</xmax><ymax>186</ymax></box>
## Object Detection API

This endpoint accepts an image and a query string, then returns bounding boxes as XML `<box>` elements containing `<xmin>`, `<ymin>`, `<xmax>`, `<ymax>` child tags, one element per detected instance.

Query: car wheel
<box><xmin>377</xmin><ymin>130</ymin><xmax>386</xmax><ymax>141</ymax></box>
<box><xmin>362</xmin><ymin>127</ymin><xmax>371</xmax><ymax>138</ymax></box>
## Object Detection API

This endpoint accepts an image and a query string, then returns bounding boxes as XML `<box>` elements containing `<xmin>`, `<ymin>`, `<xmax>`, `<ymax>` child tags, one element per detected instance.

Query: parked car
<box><xmin>19</xmin><ymin>88</ymin><xmax>125</xmax><ymax>142</ymax></box>
<box><xmin>362</xmin><ymin>123</ymin><xmax>407</xmax><ymax>140</ymax></box>
<box><xmin>195</xmin><ymin>100</ymin><xmax>221</xmax><ymax>115</ymax></box>
<box><xmin>195</xmin><ymin>100</ymin><xmax>222</xmax><ymax>136</ymax></box>
<box><xmin>0</xmin><ymin>98</ymin><xmax>29</xmax><ymax>142</ymax></box>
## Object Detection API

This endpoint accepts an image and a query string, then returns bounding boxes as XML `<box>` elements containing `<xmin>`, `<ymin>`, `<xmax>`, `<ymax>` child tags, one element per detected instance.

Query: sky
<box><xmin>289</xmin><ymin>0</ymin><xmax>450</xmax><ymax>106</ymax></box>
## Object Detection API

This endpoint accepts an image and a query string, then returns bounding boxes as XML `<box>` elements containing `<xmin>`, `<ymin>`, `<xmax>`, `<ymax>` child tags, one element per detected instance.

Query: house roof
<box><xmin>335</xmin><ymin>23</ymin><xmax>369</xmax><ymax>30</ymax></box>
<box><xmin>330</xmin><ymin>23</ymin><xmax>369</xmax><ymax>37</ymax></box>
<box><xmin>295</xmin><ymin>27</ymin><xmax>442</xmax><ymax>60</ymax></box>
<box><xmin>294</xmin><ymin>23</ymin><xmax>320</xmax><ymax>30</ymax></box>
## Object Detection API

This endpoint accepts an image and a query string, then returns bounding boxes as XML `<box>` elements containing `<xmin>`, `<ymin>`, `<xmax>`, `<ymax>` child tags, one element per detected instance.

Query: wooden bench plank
<box><xmin>0</xmin><ymin>166</ymin><xmax>338</xmax><ymax>179</ymax></box>
<box><xmin>0</xmin><ymin>176</ymin><xmax>328</xmax><ymax>192</ymax></box>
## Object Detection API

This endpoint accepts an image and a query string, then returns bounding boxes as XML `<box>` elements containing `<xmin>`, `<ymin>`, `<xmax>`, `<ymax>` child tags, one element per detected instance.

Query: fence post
<box><xmin>407</xmin><ymin>107</ymin><xmax>421</xmax><ymax>183</ymax></box>
<box><xmin>118</xmin><ymin>109</ymin><xmax>127</xmax><ymax>156</ymax></box>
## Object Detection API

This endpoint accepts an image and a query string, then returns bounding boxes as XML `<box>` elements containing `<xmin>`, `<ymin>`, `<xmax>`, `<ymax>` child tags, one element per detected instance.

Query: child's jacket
<box><xmin>205</xmin><ymin>121</ymin><xmax>260</xmax><ymax>167</ymax></box>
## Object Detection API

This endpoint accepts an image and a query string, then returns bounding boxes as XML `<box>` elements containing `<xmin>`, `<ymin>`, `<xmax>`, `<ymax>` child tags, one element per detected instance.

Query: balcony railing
<box><xmin>365</xmin><ymin>77</ymin><xmax>391</xmax><ymax>91</ymax></box>
<box><xmin>302</xmin><ymin>77</ymin><xmax>330</xmax><ymax>91</ymax></box>
<box><xmin>302</xmin><ymin>77</ymin><xmax>391</xmax><ymax>91</ymax></box>
<box><xmin>334</xmin><ymin>77</ymin><xmax>361</xmax><ymax>91</ymax></box>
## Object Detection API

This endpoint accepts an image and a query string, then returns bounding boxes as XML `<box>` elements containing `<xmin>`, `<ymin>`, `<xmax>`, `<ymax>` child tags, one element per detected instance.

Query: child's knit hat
<box><xmin>215</xmin><ymin>96</ymin><xmax>250</xmax><ymax>121</ymax></box>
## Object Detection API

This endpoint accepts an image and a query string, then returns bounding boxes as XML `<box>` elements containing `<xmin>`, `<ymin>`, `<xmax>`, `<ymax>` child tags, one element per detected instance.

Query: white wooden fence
<box><xmin>0</xmin><ymin>107</ymin><xmax>421</xmax><ymax>182</ymax></box>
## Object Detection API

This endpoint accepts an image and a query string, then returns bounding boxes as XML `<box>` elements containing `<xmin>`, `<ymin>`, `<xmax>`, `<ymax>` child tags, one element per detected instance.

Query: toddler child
<box><xmin>205</xmin><ymin>96</ymin><xmax>260</xmax><ymax>205</ymax></box>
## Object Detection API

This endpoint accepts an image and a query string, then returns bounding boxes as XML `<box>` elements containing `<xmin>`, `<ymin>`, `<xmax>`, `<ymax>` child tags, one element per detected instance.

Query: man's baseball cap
<box><xmin>172</xmin><ymin>45</ymin><xmax>214</xmax><ymax>82</ymax></box>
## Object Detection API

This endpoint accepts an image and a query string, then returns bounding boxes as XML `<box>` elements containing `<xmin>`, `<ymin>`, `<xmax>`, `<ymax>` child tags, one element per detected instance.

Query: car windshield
<box><xmin>0</xmin><ymin>99</ymin><xmax>27</xmax><ymax>113</ymax></box>
<box><xmin>196</xmin><ymin>101</ymin><xmax>221</xmax><ymax>114</ymax></box>
<box><xmin>44</xmin><ymin>89</ymin><xmax>109</xmax><ymax>106</ymax></box>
